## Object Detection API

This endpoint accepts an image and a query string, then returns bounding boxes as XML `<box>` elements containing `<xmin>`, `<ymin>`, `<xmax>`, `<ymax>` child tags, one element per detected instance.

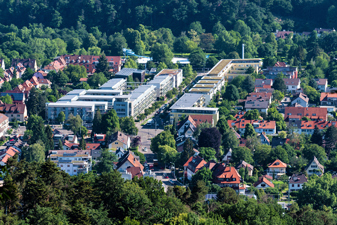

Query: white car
<box><xmin>143</xmin><ymin>147</ymin><xmax>147</xmax><ymax>152</ymax></box>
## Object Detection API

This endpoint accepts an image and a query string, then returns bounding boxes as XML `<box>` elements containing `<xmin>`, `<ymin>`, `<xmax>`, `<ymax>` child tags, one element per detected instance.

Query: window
<box><xmin>61</xmin><ymin>165</ymin><xmax>63</xmax><ymax>167</ymax></box>
<box><xmin>115</xmin><ymin>142</ymin><xmax>118</xmax><ymax>144</ymax></box>
<box><xmin>74</xmin><ymin>170</ymin><xmax>76</xmax><ymax>172</ymax></box>
<box><xmin>292</xmin><ymin>184</ymin><xmax>294</xmax><ymax>187</ymax></box>
<box><xmin>67</xmin><ymin>165</ymin><xmax>70</xmax><ymax>167</ymax></box>
<box><xmin>261</xmin><ymin>184</ymin><xmax>265</xmax><ymax>187</ymax></box>
<box><xmin>298</xmin><ymin>184</ymin><xmax>300</xmax><ymax>187</ymax></box>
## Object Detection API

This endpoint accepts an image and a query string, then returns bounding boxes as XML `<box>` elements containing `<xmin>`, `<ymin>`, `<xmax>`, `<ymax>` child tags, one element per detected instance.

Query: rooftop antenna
<box><xmin>242</xmin><ymin>44</ymin><xmax>245</xmax><ymax>59</ymax></box>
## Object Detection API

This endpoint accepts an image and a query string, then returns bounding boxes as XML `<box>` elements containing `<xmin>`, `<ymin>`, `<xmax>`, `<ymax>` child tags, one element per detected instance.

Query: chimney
<box><xmin>242</xmin><ymin>44</ymin><xmax>245</xmax><ymax>59</ymax></box>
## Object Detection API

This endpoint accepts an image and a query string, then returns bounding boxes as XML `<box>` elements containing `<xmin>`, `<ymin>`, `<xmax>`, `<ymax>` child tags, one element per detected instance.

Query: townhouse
<box><xmin>228</xmin><ymin>119</ymin><xmax>276</xmax><ymax>135</ymax></box>
<box><xmin>284</xmin><ymin>107</ymin><xmax>327</xmax><ymax>121</ymax></box>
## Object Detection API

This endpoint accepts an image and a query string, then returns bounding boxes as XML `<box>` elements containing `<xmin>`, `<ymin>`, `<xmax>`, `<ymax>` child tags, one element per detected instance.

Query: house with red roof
<box><xmin>0</xmin><ymin>147</ymin><xmax>20</xmax><ymax>165</ymax></box>
<box><xmin>228</xmin><ymin>119</ymin><xmax>276</xmax><ymax>135</ymax></box>
<box><xmin>212</xmin><ymin>163</ymin><xmax>245</xmax><ymax>194</ymax></box>
<box><xmin>298</xmin><ymin>120</ymin><xmax>337</xmax><ymax>135</ymax></box>
<box><xmin>255</xmin><ymin>79</ymin><xmax>273</xmax><ymax>88</ymax></box>
<box><xmin>177</xmin><ymin>115</ymin><xmax>214</xmax><ymax>138</ymax></box>
<box><xmin>267</xmin><ymin>159</ymin><xmax>287</xmax><ymax>178</ymax></box>
<box><xmin>0</xmin><ymin>103</ymin><xmax>27</xmax><ymax>122</ymax></box>
<box><xmin>183</xmin><ymin>155</ymin><xmax>207</xmax><ymax>180</ymax></box>
<box><xmin>284</xmin><ymin>107</ymin><xmax>327</xmax><ymax>121</ymax></box>
<box><xmin>116</xmin><ymin>151</ymin><xmax>144</xmax><ymax>172</ymax></box>
<box><xmin>274</xmin><ymin>30</ymin><xmax>293</xmax><ymax>39</ymax></box>
<box><xmin>254</xmin><ymin>176</ymin><xmax>274</xmax><ymax>189</ymax></box>
<box><xmin>320</xmin><ymin>93</ymin><xmax>337</xmax><ymax>106</ymax></box>
<box><xmin>274</xmin><ymin>62</ymin><xmax>287</xmax><ymax>67</ymax></box>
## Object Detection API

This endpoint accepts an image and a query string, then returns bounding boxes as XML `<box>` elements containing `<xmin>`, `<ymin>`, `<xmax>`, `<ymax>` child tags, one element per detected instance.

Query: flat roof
<box><xmin>202</xmin><ymin>76</ymin><xmax>223</xmax><ymax>80</ymax></box>
<box><xmin>148</xmin><ymin>75</ymin><xmax>171</xmax><ymax>84</ymax></box>
<box><xmin>115</xmin><ymin>68</ymin><xmax>144</xmax><ymax>76</ymax></box>
<box><xmin>77</xmin><ymin>95</ymin><xmax>116</xmax><ymax>100</ymax></box>
<box><xmin>48</xmin><ymin>102</ymin><xmax>96</xmax><ymax>107</ymax></box>
<box><xmin>171</xmin><ymin>107</ymin><xmax>218</xmax><ymax>111</ymax></box>
<box><xmin>198</xmin><ymin>80</ymin><xmax>220</xmax><ymax>84</ymax></box>
<box><xmin>194</xmin><ymin>84</ymin><xmax>215</xmax><ymax>88</ymax></box>
<box><xmin>189</xmin><ymin>88</ymin><xmax>212</xmax><ymax>93</ymax></box>
<box><xmin>100</xmin><ymin>78</ymin><xmax>125</xmax><ymax>89</ymax></box>
<box><xmin>156</xmin><ymin>69</ymin><xmax>182</xmax><ymax>76</ymax></box>
<box><xmin>130</xmin><ymin>85</ymin><xmax>156</xmax><ymax>101</ymax></box>
<box><xmin>170</xmin><ymin>93</ymin><xmax>203</xmax><ymax>109</ymax></box>
<box><xmin>58</xmin><ymin>95</ymin><xmax>78</xmax><ymax>101</ymax></box>
<box><xmin>86</xmin><ymin>89</ymin><xmax>122</xmax><ymax>95</ymax></box>
<box><xmin>208</xmin><ymin>59</ymin><xmax>231</xmax><ymax>75</ymax></box>
<box><xmin>67</xmin><ymin>89</ymin><xmax>86</xmax><ymax>95</ymax></box>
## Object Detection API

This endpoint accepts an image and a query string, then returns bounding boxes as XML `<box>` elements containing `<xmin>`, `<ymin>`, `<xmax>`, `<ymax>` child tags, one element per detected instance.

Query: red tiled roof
<box><xmin>1</xmin><ymin>155</ymin><xmax>10</xmax><ymax>163</ymax></box>
<box><xmin>284</xmin><ymin>107</ymin><xmax>327</xmax><ymax>121</ymax></box>
<box><xmin>254</xmin><ymin>177</ymin><xmax>274</xmax><ymax>188</ymax></box>
<box><xmin>183</xmin><ymin>155</ymin><xmax>207</xmax><ymax>173</ymax></box>
<box><xmin>274</xmin><ymin>62</ymin><xmax>287</xmax><ymax>67</ymax></box>
<box><xmin>275</xmin><ymin>31</ymin><xmax>293</xmax><ymax>39</ymax></box>
<box><xmin>126</xmin><ymin>167</ymin><xmax>143</xmax><ymax>178</ymax></box>
<box><xmin>80</xmin><ymin>78</ymin><xmax>88</xmax><ymax>82</ymax></box>
<box><xmin>268</xmin><ymin>159</ymin><xmax>287</xmax><ymax>168</ymax></box>
<box><xmin>212</xmin><ymin>164</ymin><xmax>241</xmax><ymax>184</ymax></box>
<box><xmin>320</xmin><ymin>93</ymin><xmax>337</xmax><ymax>101</ymax></box>
<box><xmin>228</xmin><ymin>119</ymin><xmax>276</xmax><ymax>130</ymax></box>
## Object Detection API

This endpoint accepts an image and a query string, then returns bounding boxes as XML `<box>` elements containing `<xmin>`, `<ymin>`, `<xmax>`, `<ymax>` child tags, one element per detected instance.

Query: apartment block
<box><xmin>99</xmin><ymin>78</ymin><xmax>126</xmax><ymax>90</ymax></box>
<box><xmin>130</xmin><ymin>85</ymin><xmax>157</xmax><ymax>117</ymax></box>
<box><xmin>155</xmin><ymin>69</ymin><xmax>183</xmax><ymax>88</ymax></box>
<box><xmin>148</xmin><ymin>75</ymin><xmax>174</xmax><ymax>98</ymax></box>
<box><xmin>170</xmin><ymin>93</ymin><xmax>219</xmax><ymax>124</ymax></box>
<box><xmin>48</xmin><ymin>151</ymin><xmax>92</xmax><ymax>176</ymax></box>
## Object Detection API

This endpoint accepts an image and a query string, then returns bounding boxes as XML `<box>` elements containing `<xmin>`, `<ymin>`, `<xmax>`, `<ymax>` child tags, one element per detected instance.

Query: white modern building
<box><xmin>99</xmin><ymin>78</ymin><xmax>127</xmax><ymax>90</ymax></box>
<box><xmin>156</xmin><ymin>69</ymin><xmax>183</xmax><ymax>88</ymax></box>
<box><xmin>148</xmin><ymin>75</ymin><xmax>174</xmax><ymax>98</ymax></box>
<box><xmin>48</xmin><ymin>151</ymin><xmax>92</xmax><ymax>176</ymax></box>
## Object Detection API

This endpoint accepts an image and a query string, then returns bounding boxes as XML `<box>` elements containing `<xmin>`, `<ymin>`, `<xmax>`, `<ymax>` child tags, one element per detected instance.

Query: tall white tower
<box><xmin>242</xmin><ymin>44</ymin><xmax>245</xmax><ymax>59</ymax></box>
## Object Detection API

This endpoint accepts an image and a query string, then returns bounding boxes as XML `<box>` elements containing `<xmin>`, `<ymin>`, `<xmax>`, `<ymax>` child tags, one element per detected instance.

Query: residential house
<box><xmin>116</xmin><ymin>151</ymin><xmax>144</xmax><ymax>172</ymax></box>
<box><xmin>33</xmin><ymin>71</ymin><xmax>48</xmax><ymax>79</ymax></box>
<box><xmin>12</xmin><ymin>58</ymin><xmax>38</xmax><ymax>71</ymax></box>
<box><xmin>284</xmin><ymin>107</ymin><xmax>327</xmax><ymax>121</ymax></box>
<box><xmin>228</xmin><ymin>119</ymin><xmax>277</xmax><ymax>135</ymax></box>
<box><xmin>114</xmin><ymin>147</ymin><xmax>126</xmax><ymax>159</ymax></box>
<box><xmin>108</xmin><ymin>131</ymin><xmax>130</xmax><ymax>150</ymax></box>
<box><xmin>289</xmin><ymin>174</ymin><xmax>307</xmax><ymax>192</ymax></box>
<box><xmin>274</xmin><ymin>62</ymin><xmax>287</xmax><ymax>67</ymax></box>
<box><xmin>245</xmin><ymin>100</ymin><xmax>270</xmax><ymax>113</ymax></box>
<box><xmin>0</xmin><ymin>114</ymin><xmax>9</xmax><ymax>138</ymax></box>
<box><xmin>314</xmin><ymin>28</ymin><xmax>336</xmax><ymax>37</ymax></box>
<box><xmin>315</xmin><ymin>78</ymin><xmax>328</xmax><ymax>92</ymax></box>
<box><xmin>30</xmin><ymin>76</ymin><xmax>52</xmax><ymax>88</ymax></box>
<box><xmin>267</xmin><ymin>159</ymin><xmax>287</xmax><ymax>178</ymax></box>
<box><xmin>5</xmin><ymin>65</ymin><xmax>26</xmax><ymax>79</ymax></box>
<box><xmin>48</xmin><ymin>150</ymin><xmax>92</xmax><ymax>175</ymax></box>
<box><xmin>93</xmin><ymin>134</ymin><xmax>106</xmax><ymax>146</ymax></box>
<box><xmin>271</xmin><ymin>137</ymin><xmax>289</xmax><ymax>148</ymax></box>
<box><xmin>283</xmin><ymin>79</ymin><xmax>301</xmax><ymax>93</ymax></box>
<box><xmin>255</xmin><ymin>79</ymin><xmax>273</xmax><ymax>88</ymax></box>
<box><xmin>298</xmin><ymin>120</ymin><xmax>337</xmax><ymax>135</ymax></box>
<box><xmin>184</xmin><ymin>155</ymin><xmax>207</xmax><ymax>180</ymax></box>
<box><xmin>0</xmin><ymin>147</ymin><xmax>20</xmax><ymax>166</ymax></box>
<box><xmin>212</xmin><ymin>163</ymin><xmax>245</xmax><ymax>194</ymax></box>
<box><xmin>15</xmin><ymin>80</ymin><xmax>34</xmax><ymax>92</ymax></box>
<box><xmin>254</xmin><ymin>176</ymin><xmax>274</xmax><ymax>189</ymax></box>
<box><xmin>60</xmin><ymin>55</ymin><xmax>122</xmax><ymax>74</ymax></box>
<box><xmin>0</xmin><ymin>103</ymin><xmax>27</xmax><ymax>122</ymax></box>
<box><xmin>260</xmin><ymin>132</ymin><xmax>270</xmax><ymax>145</ymax></box>
<box><xmin>236</xmin><ymin>160</ymin><xmax>254</xmax><ymax>176</ymax></box>
<box><xmin>246</xmin><ymin>92</ymin><xmax>273</xmax><ymax>104</ymax></box>
<box><xmin>290</xmin><ymin>93</ymin><xmax>309</xmax><ymax>107</ymax></box>
<box><xmin>121</xmin><ymin>167</ymin><xmax>143</xmax><ymax>180</ymax></box>
<box><xmin>305</xmin><ymin>156</ymin><xmax>324</xmax><ymax>176</ymax></box>
<box><xmin>43</xmin><ymin>57</ymin><xmax>67</xmax><ymax>72</ymax></box>
<box><xmin>65</xmin><ymin>135</ymin><xmax>78</xmax><ymax>144</ymax></box>
<box><xmin>222</xmin><ymin>148</ymin><xmax>232</xmax><ymax>163</ymax></box>
<box><xmin>177</xmin><ymin>115</ymin><xmax>214</xmax><ymax>138</ymax></box>
<box><xmin>255</xmin><ymin>87</ymin><xmax>274</xmax><ymax>93</ymax></box>
<box><xmin>320</xmin><ymin>93</ymin><xmax>337</xmax><ymax>106</ymax></box>
<box><xmin>0</xmin><ymin>90</ymin><xmax>28</xmax><ymax>104</ymax></box>
<box><xmin>264</xmin><ymin>66</ymin><xmax>298</xmax><ymax>79</ymax></box>
<box><xmin>274</xmin><ymin>30</ymin><xmax>293</xmax><ymax>39</ymax></box>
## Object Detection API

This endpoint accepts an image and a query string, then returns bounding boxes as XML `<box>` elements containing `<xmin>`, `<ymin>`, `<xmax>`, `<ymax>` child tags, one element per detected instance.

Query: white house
<box><xmin>316</xmin><ymin>78</ymin><xmax>328</xmax><ymax>92</ymax></box>
<box><xmin>283</xmin><ymin>78</ymin><xmax>301</xmax><ymax>92</ymax></box>
<box><xmin>291</xmin><ymin>93</ymin><xmax>309</xmax><ymax>107</ymax></box>
<box><xmin>222</xmin><ymin>148</ymin><xmax>232</xmax><ymax>163</ymax></box>
<box><xmin>183</xmin><ymin>155</ymin><xmax>207</xmax><ymax>180</ymax></box>
<box><xmin>254</xmin><ymin>176</ymin><xmax>274</xmax><ymax>189</ymax></box>
<box><xmin>267</xmin><ymin>159</ymin><xmax>287</xmax><ymax>178</ymax></box>
<box><xmin>305</xmin><ymin>156</ymin><xmax>324</xmax><ymax>176</ymax></box>
<box><xmin>289</xmin><ymin>173</ymin><xmax>307</xmax><ymax>192</ymax></box>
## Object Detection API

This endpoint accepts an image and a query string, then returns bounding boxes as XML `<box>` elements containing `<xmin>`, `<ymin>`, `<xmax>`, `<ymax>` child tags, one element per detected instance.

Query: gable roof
<box><xmin>255</xmin><ymin>79</ymin><xmax>273</xmax><ymax>87</ymax></box>
<box><xmin>212</xmin><ymin>164</ymin><xmax>241</xmax><ymax>184</ymax></box>
<box><xmin>268</xmin><ymin>159</ymin><xmax>287</xmax><ymax>168</ymax></box>
<box><xmin>245</xmin><ymin>99</ymin><xmax>269</xmax><ymax>109</ymax></box>
<box><xmin>228</xmin><ymin>119</ymin><xmax>276</xmax><ymax>130</ymax></box>
<box><xmin>292</xmin><ymin>93</ymin><xmax>309</xmax><ymax>103</ymax></box>
<box><xmin>183</xmin><ymin>155</ymin><xmax>207</xmax><ymax>173</ymax></box>
<box><xmin>236</xmin><ymin>160</ymin><xmax>254</xmax><ymax>171</ymax></box>
<box><xmin>283</xmin><ymin>78</ymin><xmax>300</xmax><ymax>86</ymax></box>
<box><xmin>110</xmin><ymin>131</ymin><xmax>129</xmax><ymax>145</ymax></box>
<box><xmin>116</xmin><ymin>151</ymin><xmax>144</xmax><ymax>171</ymax></box>
<box><xmin>274</xmin><ymin>62</ymin><xmax>287</xmax><ymax>67</ymax></box>
<box><xmin>261</xmin><ymin>132</ymin><xmax>270</xmax><ymax>144</ymax></box>
<box><xmin>246</xmin><ymin>92</ymin><xmax>272</xmax><ymax>102</ymax></box>
<box><xmin>289</xmin><ymin>173</ymin><xmax>307</xmax><ymax>184</ymax></box>
<box><xmin>254</xmin><ymin>177</ymin><xmax>274</xmax><ymax>188</ymax></box>
<box><xmin>316</xmin><ymin>78</ymin><xmax>327</xmax><ymax>86</ymax></box>
<box><xmin>284</xmin><ymin>107</ymin><xmax>327</xmax><ymax>121</ymax></box>
<box><xmin>305</xmin><ymin>156</ymin><xmax>324</xmax><ymax>172</ymax></box>
<box><xmin>320</xmin><ymin>93</ymin><xmax>337</xmax><ymax>101</ymax></box>
<box><xmin>0</xmin><ymin>103</ymin><xmax>26</xmax><ymax>115</ymax></box>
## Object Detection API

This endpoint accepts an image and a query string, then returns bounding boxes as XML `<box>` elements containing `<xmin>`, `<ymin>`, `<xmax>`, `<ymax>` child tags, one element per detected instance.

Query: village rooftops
<box><xmin>228</xmin><ymin>119</ymin><xmax>276</xmax><ymax>130</ymax></box>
